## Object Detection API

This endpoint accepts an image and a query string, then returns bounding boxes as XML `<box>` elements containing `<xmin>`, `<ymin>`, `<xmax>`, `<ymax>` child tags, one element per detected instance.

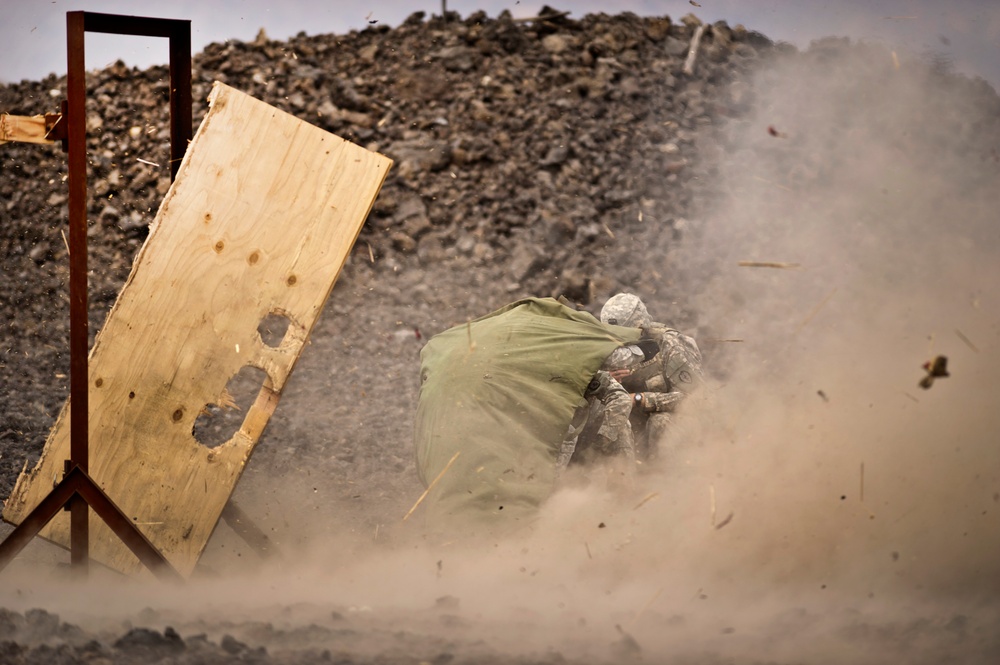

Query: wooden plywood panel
<box><xmin>2</xmin><ymin>82</ymin><xmax>392</xmax><ymax>576</ymax></box>
<box><xmin>0</xmin><ymin>113</ymin><xmax>57</xmax><ymax>145</ymax></box>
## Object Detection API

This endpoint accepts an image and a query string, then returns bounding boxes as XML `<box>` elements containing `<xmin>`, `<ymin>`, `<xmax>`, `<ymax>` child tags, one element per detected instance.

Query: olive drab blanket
<box><xmin>413</xmin><ymin>297</ymin><xmax>641</xmax><ymax>529</ymax></box>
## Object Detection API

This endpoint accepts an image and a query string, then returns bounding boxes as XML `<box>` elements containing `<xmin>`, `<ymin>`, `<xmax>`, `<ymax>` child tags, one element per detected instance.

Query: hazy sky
<box><xmin>3</xmin><ymin>1</ymin><xmax>999</xmax><ymax>87</ymax></box>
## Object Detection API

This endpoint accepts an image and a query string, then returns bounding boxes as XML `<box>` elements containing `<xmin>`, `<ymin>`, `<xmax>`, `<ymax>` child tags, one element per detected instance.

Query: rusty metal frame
<box><xmin>0</xmin><ymin>11</ymin><xmax>192</xmax><ymax>579</ymax></box>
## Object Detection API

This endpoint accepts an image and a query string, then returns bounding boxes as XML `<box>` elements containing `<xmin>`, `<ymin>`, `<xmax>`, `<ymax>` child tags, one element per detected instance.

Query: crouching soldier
<box><xmin>599</xmin><ymin>292</ymin><xmax>704</xmax><ymax>463</ymax></box>
<box><xmin>562</xmin><ymin>292</ymin><xmax>703</xmax><ymax>470</ymax></box>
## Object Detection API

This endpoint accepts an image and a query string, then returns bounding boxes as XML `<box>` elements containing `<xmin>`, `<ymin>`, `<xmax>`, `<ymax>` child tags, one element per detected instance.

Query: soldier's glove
<box><xmin>634</xmin><ymin>391</ymin><xmax>685</xmax><ymax>413</ymax></box>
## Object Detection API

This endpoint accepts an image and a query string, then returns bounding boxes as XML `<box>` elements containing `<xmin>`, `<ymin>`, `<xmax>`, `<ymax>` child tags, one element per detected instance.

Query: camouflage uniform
<box><xmin>558</xmin><ymin>370</ymin><xmax>636</xmax><ymax>469</ymax></box>
<box><xmin>558</xmin><ymin>294</ymin><xmax>702</xmax><ymax>479</ymax></box>
<box><xmin>597</xmin><ymin>293</ymin><xmax>704</xmax><ymax>463</ymax></box>
<box><xmin>604</xmin><ymin>323</ymin><xmax>703</xmax><ymax>461</ymax></box>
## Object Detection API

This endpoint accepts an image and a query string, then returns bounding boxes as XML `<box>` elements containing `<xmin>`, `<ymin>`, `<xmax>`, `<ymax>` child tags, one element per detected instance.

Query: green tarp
<box><xmin>414</xmin><ymin>297</ymin><xmax>641</xmax><ymax>529</ymax></box>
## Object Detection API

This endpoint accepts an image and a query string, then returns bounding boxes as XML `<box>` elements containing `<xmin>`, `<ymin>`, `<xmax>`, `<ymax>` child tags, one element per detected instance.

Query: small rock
<box><xmin>542</xmin><ymin>34</ymin><xmax>570</xmax><ymax>54</ymax></box>
<box><xmin>220</xmin><ymin>633</ymin><xmax>248</xmax><ymax>654</ymax></box>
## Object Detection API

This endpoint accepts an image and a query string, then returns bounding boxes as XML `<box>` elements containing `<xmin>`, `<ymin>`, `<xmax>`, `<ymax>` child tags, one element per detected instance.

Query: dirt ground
<box><xmin>3</xmin><ymin>7</ymin><xmax>1000</xmax><ymax>665</ymax></box>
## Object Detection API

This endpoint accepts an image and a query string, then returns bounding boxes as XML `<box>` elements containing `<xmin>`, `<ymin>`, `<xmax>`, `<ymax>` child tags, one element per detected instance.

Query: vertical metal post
<box><xmin>65</xmin><ymin>10</ymin><xmax>192</xmax><ymax>574</ymax></box>
<box><xmin>0</xmin><ymin>11</ymin><xmax>191</xmax><ymax>581</ymax></box>
<box><xmin>82</xmin><ymin>12</ymin><xmax>192</xmax><ymax>181</ymax></box>
<box><xmin>168</xmin><ymin>27</ymin><xmax>192</xmax><ymax>180</ymax></box>
<box><xmin>65</xmin><ymin>10</ymin><xmax>90</xmax><ymax>572</ymax></box>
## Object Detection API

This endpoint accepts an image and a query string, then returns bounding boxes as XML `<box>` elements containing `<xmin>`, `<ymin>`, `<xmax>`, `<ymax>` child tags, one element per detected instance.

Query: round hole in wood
<box><xmin>258</xmin><ymin>312</ymin><xmax>291</xmax><ymax>348</ymax></box>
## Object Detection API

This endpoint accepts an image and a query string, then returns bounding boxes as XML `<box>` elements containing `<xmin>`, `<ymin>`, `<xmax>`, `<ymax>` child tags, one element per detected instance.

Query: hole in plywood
<box><xmin>257</xmin><ymin>312</ymin><xmax>291</xmax><ymax>348</ymax></box>
<box><xmin>193</xmin><ymin>366</ymin><xmax>270</xmax><ymax>448</ymax></box>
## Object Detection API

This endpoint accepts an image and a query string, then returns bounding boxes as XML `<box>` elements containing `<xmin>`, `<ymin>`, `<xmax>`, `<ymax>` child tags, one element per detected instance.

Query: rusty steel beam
<box><xmin>0</xmin><ymin>11</ymin><xmax>193</xmax><ymax>579</ymax></box>
<box><xmin>168</xmin><ymin>24</ymin><xmax>193</xmax><ymax>179</ymax></box>
<box><xmin>69</xmin><ymin>493</ymin><xmax>89</xmax><ymax>571</ymax></box>
<box><xmin>78</xmin><ymin>12</ymin><xmax>193</xmax><ymax>180</ymax></box>
<box><xmin>64</xmin><ymin>11</ymin><xmax>193</xmax><ymax>477</ymax></box>
<box><xmin>66</xmin><ymin>11</ymin><xmax>89</xmax><ymax>482</ymax></box>
<box><xmin>0</xmin><ymin>467</ymin><xmax>182</xmax><ymax>581</ymax></box>
<box><xmin>65</xmin><ymin>10</ymin><xmax>192</xmax><ymax>574</ymax></box>
<box><xmin>71</xmin><ymin>466</ymin><xmax>182</xmax><ymax>581</ymax></box>
<box><xmin>0</xmin><ymin>464</ymin><xmax>81</xmax><ymax>569</ymax></box>
<box><xmin>221</xmin><ymin>501</ymin><xmax>280</xmax><ymax>560</ymax></box>
<box><xmin>82</xmin><ymin>12</ymin><xmax>189</xmax><ymax>38</ymax></box>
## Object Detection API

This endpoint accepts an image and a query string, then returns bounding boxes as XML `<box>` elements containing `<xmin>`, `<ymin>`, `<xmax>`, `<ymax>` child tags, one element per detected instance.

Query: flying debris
<box><xmin>918</xmin><ymin>355</ymin><xmax>949</xmax><ymax>390</ymax></box>
<box><xmin>738</xmin><ymin>260</ymin><xmax>800</xmax><ymax>269</ymax></box>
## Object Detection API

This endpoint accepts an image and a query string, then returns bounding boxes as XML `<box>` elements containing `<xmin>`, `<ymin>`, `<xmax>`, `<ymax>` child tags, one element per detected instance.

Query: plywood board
<box><xmin>2</xmin><ymin>82</ymin><xmax>392</xmax><ymax>576</ymax></box>
<box><xmin>0</xmin><ymin>113</ymin><xmax>56</xmax><ymax>145</ymax></box>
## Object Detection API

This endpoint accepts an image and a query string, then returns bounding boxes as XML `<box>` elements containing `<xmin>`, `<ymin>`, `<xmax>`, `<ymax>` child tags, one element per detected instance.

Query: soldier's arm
<box><xmin>660</xmin><ymin>330</ymin><xmax>705</xmax><ymax>391</ymax></box>
<box><xmin>672</xmin><ymin>331</ymin><xmax>704</xmax><ymax>373</ymax></box>
<box><xmin>602</xmin><ymin>344</ymin><xmax>645</xmax><ymax>372</ymax></box>
<box><xmin>634</xmin><ymin>390</ymin><xmax>685</xmax><ymax>413</ymax></box>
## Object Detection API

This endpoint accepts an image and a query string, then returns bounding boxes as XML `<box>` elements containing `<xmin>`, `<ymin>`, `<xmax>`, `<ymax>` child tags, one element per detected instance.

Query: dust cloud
<box><xmin>4</xmin><ymin>39</ymin><xmax>1000</xmax><ymax>665</ymax></box>
<box><xmin>585</xmin><ymin>36</ymin><xmax>1000</xmax><ymax>661</ymax></box>
<box><xmin>319</xmin><ymin>37</ymin><xmax>1000</xmax><ymax>663</ymax></box>
<box><xmin>665</xmin><ymin>36</ymin><xmax>1000</xmax><ymax>597</ymax></box>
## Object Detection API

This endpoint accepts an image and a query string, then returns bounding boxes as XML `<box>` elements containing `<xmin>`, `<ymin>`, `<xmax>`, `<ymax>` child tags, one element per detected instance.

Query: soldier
<box><xmin>599</xmin><ymin>292</ymin><xmax>704</xmax><ymax>462</ymax></box>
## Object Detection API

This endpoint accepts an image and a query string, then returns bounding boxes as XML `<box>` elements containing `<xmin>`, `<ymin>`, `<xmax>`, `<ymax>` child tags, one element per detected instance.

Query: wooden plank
<box><xmin>0</xmin><ymin>113</ymin><xmax>56</xmax><ymax>144</ymax></box>
<box><xmin>2</xmin><ymin>82</ymin><xmax>391</xmax><ymax>576</ymax></box>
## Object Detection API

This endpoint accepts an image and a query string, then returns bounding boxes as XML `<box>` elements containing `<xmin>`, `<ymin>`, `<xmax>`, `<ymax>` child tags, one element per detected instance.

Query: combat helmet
<box><xmin>600</xmin><ymin>293</ymin><xmax>651</xmax><ymax>328</ymax></box>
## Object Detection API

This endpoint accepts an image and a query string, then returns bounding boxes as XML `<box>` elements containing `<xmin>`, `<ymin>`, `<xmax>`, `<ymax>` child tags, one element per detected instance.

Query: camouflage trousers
<box><xmin>558</xmin><ymin>371</ymin><xmax>636</xmax><ymax>468</ymax></box>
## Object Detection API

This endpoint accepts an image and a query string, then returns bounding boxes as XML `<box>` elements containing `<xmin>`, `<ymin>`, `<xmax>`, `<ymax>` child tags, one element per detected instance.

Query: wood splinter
<box><xmin>0</xmin><ymin>113</ymin><xmax>61</xmax><ymax>145</ymax></box>
<box><xmin>738</xmin><ymin>261</ymin><xmax>801</xmax><ymax>269</ymax></box>
<box><xmin>683</xmin><ymin>25</ymin><xmax>706</xmax><ymax>75</ymax></box>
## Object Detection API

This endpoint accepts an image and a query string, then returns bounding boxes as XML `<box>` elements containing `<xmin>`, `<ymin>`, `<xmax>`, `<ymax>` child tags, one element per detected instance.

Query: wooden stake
<box><xmin>738</xmin><ymin>261</ymin><xmax>801</xmax><ymax>269</ymax></box>
<box><xmin>710</xmin><ymin>484</ymin><xmax>716</xmax><ymax>526</ymax></box>
<box><xmin>683</xmin><ymin>25</ymin><xmax>706</xmax><ymax>75</ymax></box>
<box><xmin>511</xmin><ymin>11</ymin><xmax>571</xmax><ymax>24</ymax></box>
<box><xmin>860</xmin><ymin>462</ymin><xmax>865</xmax><ymax>503</ymax></box>
<box><xmin>633</xmin><ymin>492</ymin><xmax>660</xmax><ymax>510</ymax></box>
<box><xmin>404</xmin><ymin>451</ymin><xmax>461</xmax><ymax>521</ymax></box>
<box><xmin>955</xmin><ymin>329</ymin><xmax>979</xmax><ymax>353</ymax></box>
<box><xmin>467</xmin><ymin>320</ymin><xmax>476</xmax><ymax>352</ymax></box>
<box><xmin>795</xmin><ymin>287</ymin><xmax>838</xmax><ymax>333</ymax></box>
<box><xmin>635</xmin><ymin>586</ymin><xmax>664</xmax><ymax>621</ymax></box>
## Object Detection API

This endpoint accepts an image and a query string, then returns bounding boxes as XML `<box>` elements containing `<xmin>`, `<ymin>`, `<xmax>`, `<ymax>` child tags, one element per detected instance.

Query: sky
<box><xmin>3</xmin><ymin>0</ymin><xmax>999</xmax><ymax>88</ymax></box>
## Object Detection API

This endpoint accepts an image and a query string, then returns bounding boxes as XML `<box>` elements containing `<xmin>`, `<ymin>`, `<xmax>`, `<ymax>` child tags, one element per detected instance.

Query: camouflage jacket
<box><xmin>603</xmin><ymin>323</ymin><xmax>703</xmax><ymax>412</ymax></box>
